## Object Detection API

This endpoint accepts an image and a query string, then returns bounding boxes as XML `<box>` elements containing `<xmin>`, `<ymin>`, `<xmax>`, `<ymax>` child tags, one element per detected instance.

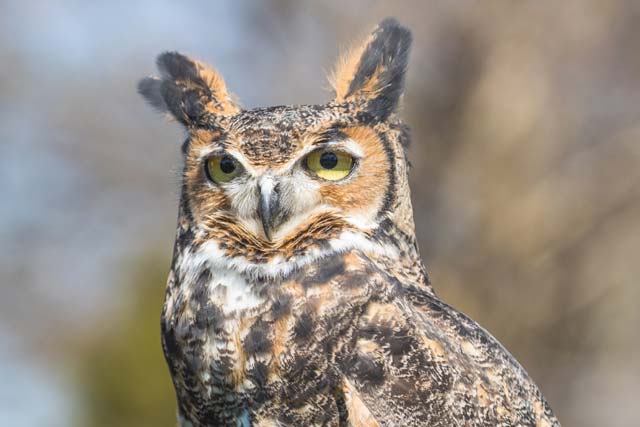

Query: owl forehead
<box><xmin>226</xmin><ymin>104</ymin><xmax>353</xmax><ymax>166</ymax></box>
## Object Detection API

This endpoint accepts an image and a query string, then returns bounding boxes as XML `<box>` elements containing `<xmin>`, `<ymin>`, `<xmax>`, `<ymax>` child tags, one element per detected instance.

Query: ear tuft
<box><xmin>330</xmin><ymin>40</ymin><xmax>369</xmax><ymax>103</ymax></box>
<box><xmin>137</xmin><ymin>77</ymin><xmax>166</xmax><ymax>111</ymax></box>
<box><xmin>331</xmin><ymin>18</ymin><xmax>412</xmax><ymax>121</ymax></box>
<box><xmin>138</xmin><ymin>51</ymin><xmax>240</xmax><ymax>126</ymax></box>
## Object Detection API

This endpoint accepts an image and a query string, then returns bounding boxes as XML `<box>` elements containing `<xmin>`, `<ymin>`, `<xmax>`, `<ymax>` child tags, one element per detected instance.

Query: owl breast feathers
<box><xmin>139</xmin><ymin>18</ymin><xmax>560</xmax><ymax>427</ymax></box>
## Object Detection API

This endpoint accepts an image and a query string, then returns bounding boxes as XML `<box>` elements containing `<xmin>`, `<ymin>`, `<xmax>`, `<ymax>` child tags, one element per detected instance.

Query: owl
<box><xmin>139</xmin><ymin>18</ymin><xmax>560</xmax><ymax>427</ymax></box>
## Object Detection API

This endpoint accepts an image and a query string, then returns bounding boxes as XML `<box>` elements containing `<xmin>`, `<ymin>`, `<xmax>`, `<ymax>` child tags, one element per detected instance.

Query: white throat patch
<box><xmin>173</xmin><ymin>230</ymin><xmax>398</xmax><ymax>315</ymax></box>
<box><xmin>191</xmin><ymin>230</ymin><xmax>399</xmax><ymax>281</ymax></box>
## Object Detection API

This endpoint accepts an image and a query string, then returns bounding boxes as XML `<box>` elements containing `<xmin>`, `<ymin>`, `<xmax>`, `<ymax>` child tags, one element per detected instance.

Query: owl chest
<box><xmin>161</xmin><ymin>268</ymin><xmax>274</xmax><ymax>425</ymax></box>
<box><xmin>162</xmin><ymin>268</ymin><xmax>367</xmax><ymax>423</ymax></box>
<box><xmin>162</xmin><ymin>247</ymin><xmax>393</xmax><ymax>426</ymax></box>
<box><xmin>163</xmin><ymin>267</ymin><xmax>265</xmax><ymax>371</ymax></box>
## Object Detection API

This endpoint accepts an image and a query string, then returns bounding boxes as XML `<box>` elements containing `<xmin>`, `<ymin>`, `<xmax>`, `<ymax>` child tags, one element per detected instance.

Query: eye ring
<box><xmin>204</xmin><ymin>154</ymin><xmax>244</xmax><ymax>184</ymax></box>
<box><xmin>305</xmin><ymin>149</ymin><xmax>355</xmax><ymax>181</ymax></box>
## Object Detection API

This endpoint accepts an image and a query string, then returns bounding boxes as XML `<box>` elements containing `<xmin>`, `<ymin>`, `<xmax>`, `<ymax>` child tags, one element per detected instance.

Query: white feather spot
<box><xmin>196</xmin><ymin>230</ymin><xmax>398</xmax><ymax>280</ymax></box>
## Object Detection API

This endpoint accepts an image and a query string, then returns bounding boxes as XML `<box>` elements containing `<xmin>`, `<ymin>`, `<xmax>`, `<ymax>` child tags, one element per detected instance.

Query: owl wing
<box><xmin>339</xmin><ymin>283</ymin><xmax>560</xmax><ymax>427</ymax></box>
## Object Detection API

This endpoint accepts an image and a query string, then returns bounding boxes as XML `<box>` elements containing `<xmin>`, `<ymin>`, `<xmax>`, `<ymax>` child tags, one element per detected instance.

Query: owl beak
<box><xmin>258</xmin><ymin>176</ymin><xmax>281</xmax><ymax>241</ymax></box>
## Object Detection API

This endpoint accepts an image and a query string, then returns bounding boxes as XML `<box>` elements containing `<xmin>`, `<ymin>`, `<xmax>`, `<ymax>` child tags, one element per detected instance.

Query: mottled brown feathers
<box><xmin>140</xmin><ymin>17</ymin><xmax>560</xmax><ymax>427</ymax></box>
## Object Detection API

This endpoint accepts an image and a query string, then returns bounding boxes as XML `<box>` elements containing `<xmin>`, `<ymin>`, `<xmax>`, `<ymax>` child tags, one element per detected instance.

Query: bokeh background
<box><xmin>2</xmin><ymin>1</ymin><xmax>639</xmax><ymax>426</ymax></box>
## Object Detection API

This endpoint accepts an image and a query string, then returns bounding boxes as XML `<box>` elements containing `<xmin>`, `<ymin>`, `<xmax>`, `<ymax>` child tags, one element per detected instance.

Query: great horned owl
<box><xmin>139</xmin><ymin>18</ymin><xmax>560</xmax><ymax>427</ymax></box>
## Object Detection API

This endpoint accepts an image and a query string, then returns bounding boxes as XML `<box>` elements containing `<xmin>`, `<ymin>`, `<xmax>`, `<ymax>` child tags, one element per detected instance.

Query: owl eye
<box><xmin>205</xmin><ymin>155</ymin><xmax>243</xmax><ymax>184</ymax></box>
<box><xmin>306</xmin><ymin>150</ymin><xmax>354</xmax><ymax>181</ymax></box>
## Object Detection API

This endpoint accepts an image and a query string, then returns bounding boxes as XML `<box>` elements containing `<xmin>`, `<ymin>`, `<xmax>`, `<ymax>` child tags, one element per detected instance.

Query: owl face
<box><xmin>140</xmin><ymin>19</ymin><xmax>412</xmax><ymax>269</ymax></box>
<box><xmin>183</xmin><ymin>106</ymin><xmax>395</xmax><ymax>242</ymax></box>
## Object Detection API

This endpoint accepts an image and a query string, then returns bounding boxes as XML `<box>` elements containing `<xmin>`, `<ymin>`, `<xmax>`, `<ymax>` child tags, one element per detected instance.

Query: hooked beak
<box><xmin>257</xmin><ymin>176</ymin><xmax>281</xmax><ymax>241</ymax></box>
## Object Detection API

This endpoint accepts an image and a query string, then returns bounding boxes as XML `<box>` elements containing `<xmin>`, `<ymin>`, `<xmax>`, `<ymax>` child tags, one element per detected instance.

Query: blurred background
<box><xmin>1</xmin><ymin>1</ymin><xmax>639</xmax><ymax>426</ymax></box>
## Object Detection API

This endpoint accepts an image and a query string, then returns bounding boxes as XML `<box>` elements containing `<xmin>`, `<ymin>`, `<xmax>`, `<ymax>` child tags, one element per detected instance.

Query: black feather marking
<box><xmin>333</xmin><ymin>387</ymin><xmax>349</xmax><ymax>427</ymax></box>
<box><xmin>377</xmin><ymin>131</ymin><xmax>397</xmax><ymax>218</ymax></box>
<box><xmin>301</xmin><ymin>255</ymin><xmax>345</xmax><ymax>288</ymax></box>
<box><xmin>244</xmin><ymin>321</ymin><xmax>273</xmax><ymax>354</ymax></box>
<box><xmin>337</xmin><ymin>271</ymin><xmax>369</xmax><ymax>289</ymax></box>
<box><xmin>293</xmin><ymin>311</ymin><xmax>315</xmax><ymax>342</ymax></box>
<box><xmin>271</xmin><ymin>293</ymin><xmax>293</xmax><ymax>319</ymax></box>
<box><xmin>159</xmin><ymin>79</ymin><xmax>190</xmax><ymax>123</ymax></box>
<box><xmin>137</xmin><ymin>77</ymin><xmax>166</xmax><ymax>111</ymax></box>
<box><xmin>346</xmin><ymin>351</ymin><xmax>386</xmax><ymax>389</ymax></box>
<box><xmin>347</xmin><ymin>18</ymin><xmax>412</xmax><ymax>121</ymax></box>
<box><xmin>157</xmin><ymin>51</ymin><xmax>204</xmax><ymax>86</ymax></box>
<box><xmin>248</xmin><ymin>360</ymin><xmax>269</xmax><ymax>389</ymax></box>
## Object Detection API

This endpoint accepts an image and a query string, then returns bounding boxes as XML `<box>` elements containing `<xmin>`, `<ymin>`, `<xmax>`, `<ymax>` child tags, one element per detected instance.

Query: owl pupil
<box><xmin>220</xmin><ymin>157</ymin><xmax>236</xmax><ymax>174</ymax></box>
<box><xmin>320</xmin><ymin>152</ymin><xmax>338</xmax><ymax>169</ymax></box>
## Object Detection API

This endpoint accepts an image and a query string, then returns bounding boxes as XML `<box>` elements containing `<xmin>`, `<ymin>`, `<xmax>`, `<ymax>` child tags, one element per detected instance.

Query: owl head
<box><xmin>139</xmin><ymin>18</ymin><xmax>415</xmax><ymax>275</ymax></box>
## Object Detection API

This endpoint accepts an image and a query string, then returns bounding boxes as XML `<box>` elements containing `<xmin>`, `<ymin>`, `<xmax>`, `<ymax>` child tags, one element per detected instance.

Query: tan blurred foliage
<box><xmin>73</xmin><ymin>257</ymin><xmax>175</xmax><ymax>427</ymax></box>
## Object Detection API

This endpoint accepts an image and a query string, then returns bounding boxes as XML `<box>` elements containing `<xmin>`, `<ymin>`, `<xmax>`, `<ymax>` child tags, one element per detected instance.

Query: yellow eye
<box><xmin>306</xmin><ymin>150</ymin><xmax>354</xmax><ymax>181</ymax></box>
<box><xmin>206</xmin><ymin>155</ymin><xmax>243</xmax><ymax>184</ymax></box>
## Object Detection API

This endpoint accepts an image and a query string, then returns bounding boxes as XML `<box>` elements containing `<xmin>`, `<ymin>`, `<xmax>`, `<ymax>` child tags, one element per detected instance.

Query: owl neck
<box><xmin>171</xmin><ymin>215</ymin><xmax>428</xmax><ymax>297</ymax></box>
